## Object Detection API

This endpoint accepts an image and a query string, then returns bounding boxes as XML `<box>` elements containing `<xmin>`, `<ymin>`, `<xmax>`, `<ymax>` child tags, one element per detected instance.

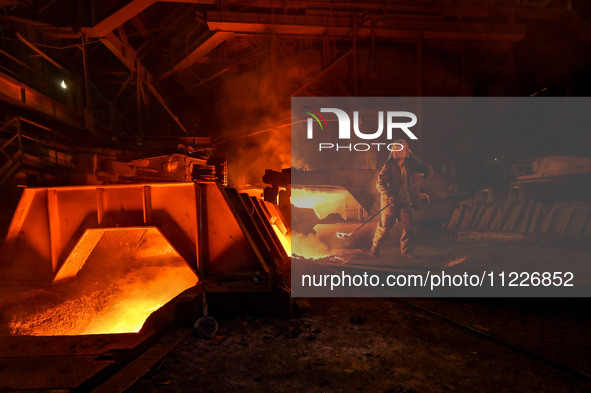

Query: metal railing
<box><xmin>0</xmin><ymin>116</ymin><xmax>76</xmax><ymax>187</ymax></box>
<box><xmin>0</xmin><ymin>118</ymin><xmax>24</xmax><ymax>187</ymax></box>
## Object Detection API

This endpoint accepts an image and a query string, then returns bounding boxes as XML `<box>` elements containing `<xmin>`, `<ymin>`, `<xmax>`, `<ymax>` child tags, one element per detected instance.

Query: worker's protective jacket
<box><xmin>376</xmin><ymin>156</ymin><xmax>432</xmax><ymax>211</ymax></box>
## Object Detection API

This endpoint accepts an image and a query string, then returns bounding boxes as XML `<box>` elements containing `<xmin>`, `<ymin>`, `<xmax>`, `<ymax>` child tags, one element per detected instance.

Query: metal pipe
<box><xmin>82</xmin><ymin>34</ymin><xmax>91</xmax><ymax>116</ymax></box>
<box><xmin>353</xmin><ymin>13</ymin><xmax>358</xmax><ymax>95</ymax></box>
<box><xmin>136</xmin><ymin>67</ymin><xmax>143</xmax><ymax>136</ymax></box>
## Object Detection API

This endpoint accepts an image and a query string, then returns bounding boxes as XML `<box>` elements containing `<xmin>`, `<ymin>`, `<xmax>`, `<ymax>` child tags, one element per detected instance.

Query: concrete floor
<box><xmin>127</xmin><ymin>297</ymin><xmax>590</xmax><ymax>393</ymax></box>
<box><xmin>127</xmin><ymin>233</ymin><xmax>591</xmax><ymax>393</ymax></box>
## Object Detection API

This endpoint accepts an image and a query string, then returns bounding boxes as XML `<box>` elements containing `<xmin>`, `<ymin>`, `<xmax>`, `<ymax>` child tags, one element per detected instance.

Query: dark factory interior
<box><xmin>1</xmin><ymin>1</ymin><xmax>591</xmax><ymax>392</ymax></box>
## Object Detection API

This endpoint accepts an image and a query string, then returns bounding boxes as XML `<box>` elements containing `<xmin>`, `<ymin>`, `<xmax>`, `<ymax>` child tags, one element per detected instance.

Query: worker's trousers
<box><xmin>371</xmin><ymin>201</ymin><xmax>415</xmax><ymax>256</ymax></box>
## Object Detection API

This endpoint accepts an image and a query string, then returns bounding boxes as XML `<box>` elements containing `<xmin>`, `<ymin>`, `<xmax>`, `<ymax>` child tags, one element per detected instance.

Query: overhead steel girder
<box><xmin>78</xmin><ymin>1</ymin><xmax>218</xmax><ymax>135</ymax></box>
<box><xmin>85</xmin><ymin>0</ymin><xmax>216</xmax><ymax>37</ymax></box>
<box><xmin>96</xmin><ymin>32</ymin><xmax>188</xmax><ymax>134</ymax></box>
<box><xmin>207</xmin><ymin>11</ymin><xmax>526</xmax><ymax>42</ymax></box>
<box><xmin>100</xmin><ymin>32</ymin><xmax>139</xmax><ymax>73</ymax></box>
<box><xmin>160</xmin><ymin>31</ymin><xmax>234</xmax><ymax>80</ymax></box>
<box><xmin>87</xmin><ymin>0</ymin><xmax>157</xmax><ymax>38</ymax></box>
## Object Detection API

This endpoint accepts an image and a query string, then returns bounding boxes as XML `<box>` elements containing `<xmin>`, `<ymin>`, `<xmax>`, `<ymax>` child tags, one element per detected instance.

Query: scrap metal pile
<box><xmin>447</xmin><ymin>155</ymin><xmax>591</xmax><ymax>241</ymax></box>
<box><xmin>92</xmin><ymin>151</ymin><xmax>226</xmax><ymax>185</ymax></box>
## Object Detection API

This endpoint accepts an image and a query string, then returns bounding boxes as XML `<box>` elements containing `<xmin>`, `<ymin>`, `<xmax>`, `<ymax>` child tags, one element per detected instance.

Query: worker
<box><xmin>370</xmin><ymin>139</ymin><xmax>432</xmax><ymax>259</ymax></box>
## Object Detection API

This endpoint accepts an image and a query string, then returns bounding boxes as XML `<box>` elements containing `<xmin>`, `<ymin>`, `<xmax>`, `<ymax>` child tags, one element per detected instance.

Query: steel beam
<box><xmin>160</xmin><ymin>0</ymin><xmax>215</xmax><ymax>3</ymax></box>
<box><xmin>160</xmin><ymin>31</ymin><xmax>234</xmax><ymax>79</ymax></box>
<box><xmin>84</xmin><ymin>0</ymin><xmax>216</xmax><ymax>37</ymax></box>
<box><xmin>289</xmin><ymin>49</ymin><xmax>352</xmax><ymax>97</ymax></box>
<box><xmin>564</xmin><ymin>13</ymin><xmax>591</xmax><ymax>50</ymax></box>
<box><xmin>130</xmin><ymin>16</ymin><xmax>149</xmax><ymax>38</ymax></box>
<box><xmin>207</xmin><ymin>11</ymin><xmax>526</xmax><ymax>42</ymax></box>
<box><xmin>15</xmin><ymin>33</ymin><xmax>66</xmax><ymax>71</ymax></box>
<box><xmin>223</xmin><ymin>1</ymin><xmax>571</xmax><ymax>21</ymax></box>
<box><xmin>99</xmin><ymin>33</ymin><xmax>188</xmax><ymax>134</ymax></box>
<box><xmin>100</xmin><ymin>32</ymin><xmax>138</xmax><ymax>72</ymax></box>
<box><xmin>88</xmin><ymin>0</ymin><xmax>157</xmax><ymax>38</ymax></box>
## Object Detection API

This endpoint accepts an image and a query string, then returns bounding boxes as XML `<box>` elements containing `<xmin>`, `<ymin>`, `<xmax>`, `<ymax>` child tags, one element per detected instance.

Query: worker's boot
<box><xmin>370</xmin><ymin>243</ymin><xmax>380</xmax><ymax>257</ymax></box>
<box><xmin>402</xmin><ymin>248</ymin><xmax>422</xmax><ymax>261</ymax></box>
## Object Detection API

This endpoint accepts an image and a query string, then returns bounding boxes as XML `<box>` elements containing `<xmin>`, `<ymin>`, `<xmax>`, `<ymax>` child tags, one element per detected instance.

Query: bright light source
<box><xmin>60</xmin><ymin>80</ymin><xmax>67</xmax><ymax>89</ymax></box>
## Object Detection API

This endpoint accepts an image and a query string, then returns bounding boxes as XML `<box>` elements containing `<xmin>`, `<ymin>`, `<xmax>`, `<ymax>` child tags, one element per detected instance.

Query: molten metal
<box><xmin>9</xmin><ymin>227</ymin><xmax>198</xmax><ymax>335</ymax></box>
<box><xmin>291</xmin><ymin>188</ymin><xmax>351</xmax><ymax>219</ymax></box>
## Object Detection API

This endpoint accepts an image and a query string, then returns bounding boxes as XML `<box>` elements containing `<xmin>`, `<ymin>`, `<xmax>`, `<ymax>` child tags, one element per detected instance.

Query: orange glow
<box><xmin>81</xmin><ymin>265</ymin><xmax>197</xmax><ymax>334</ymax></box>
<box><xmin>9</xmin><ymin>228</ymin><xmax>198</xmax><ymax>336</ymax></box>
<box><xmin>291</xmin><ymin>232</ymin><xmax>330</xmax><ymax>259</ymax></box>
<box><xmin>272</xmin><ymin>225</ymin><xmax>291</xmax><ymax>255</ymax></box>
<box><xmin>291</xmin><ymin>188</ymin><xmax>352</xmax><ymax>219</ymax></box>
<box><xmin>290</xmin><ymin>188</ymin><xmax>359</xmax><ymax>259</ymax></box>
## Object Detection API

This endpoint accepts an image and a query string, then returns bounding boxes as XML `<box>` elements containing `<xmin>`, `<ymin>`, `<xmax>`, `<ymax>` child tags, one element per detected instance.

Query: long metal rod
<box><xmin>168</xmin><ymin>67</ymin><xmax>229</xmax><ymax>101</ymax></box>
<box><xmin>145</xmin><ymin>82</ymin><xmax>188</xmax><ymax>134</ymax></box>
<box><xmin>337</xmin><ymin>202</ymin><xmax>391</xmax><ymax>239</ymax></box>
<box><xmin>353</xmin><ymin>13</ymin><xmax>358</xmax><ymax>95</ymax></box>
<box><xmin>337</xmin><ymin>177</ymin><xmax>426</xmax><ymax>238</ymax></box>
<box><xmin>82</xmin><ymin>34</ymin><xmax>91</xmax><ymax>116</ymax></box>
<box><xmin>98</xmin><ymin>33</ymin><xmax>189</xmax><ymax>134</ymax></box>
<box><xmin>0</xmin><ymin>48</ymin><xmax>40</xmax><ymax>75</ymax></box>
<box><xmin>0</xmin><ymin>117</ymin><xmax>17</xmax><ymax>134</ymax></box>
<box><xmin>16</xmin><ymin>32</ymin><xmax>65</xmax><ymax>71</ymax></box>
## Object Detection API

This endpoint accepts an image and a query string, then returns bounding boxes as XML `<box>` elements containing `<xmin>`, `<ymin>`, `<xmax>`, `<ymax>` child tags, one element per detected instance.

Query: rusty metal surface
<box><xmin>95</xmin><ymin>154</ymin><xmax>217</xmax><ymax>183</ymax></box>
<box><xmin>447</xmin><ymin>198</ymin><xmax>591</xmax><ymax>239</ymax></box>
<box><xmin>1</xmin><ymin>180</ymin><xmax>287</xmax><ymax>285</ymax></box>
<box><xmin>514</xmin><ymin>155</ymin><xmax>591</xmax><ymax>182</ymax></box>
<box><xmin>255</xmin><ymin>198</ymin><xmax>289</xmax><ymax>262</ymax></box>
<box><xmin>200</xmin><ymin>182</ymin><xmax>263</xmax><ymax>278</ymax></box>
<box><xmin>222</xmin><ymin>188</ymin><xmax>274</xmax><ymax>274</ymax></box>
<box><xmin>1</xmin><ymin>182</ymin><xmax>201</xmax><ymax>281</ymax></box>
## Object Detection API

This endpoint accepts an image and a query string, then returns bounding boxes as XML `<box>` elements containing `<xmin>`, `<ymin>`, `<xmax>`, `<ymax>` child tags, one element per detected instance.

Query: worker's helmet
<box><xmin>391</xmin><ymin>139</ymin><xmax>411</xmax><ymax>160</ymax></box>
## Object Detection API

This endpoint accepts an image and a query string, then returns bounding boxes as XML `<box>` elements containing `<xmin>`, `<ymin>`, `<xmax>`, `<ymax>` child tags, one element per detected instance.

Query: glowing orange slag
<box><xmin>291</xmin><ymin>232</ymin><xmax>330</xmax><ymax>259</ymax></box>
<box><xmin>81</xmin><ymin>265</ymin><xmax>197</xmax><ymax>334</ymax></box>
<box><xmin>290</xmin><ymin>188</ymin><xmax>359</xmax><ymax>259</ymax></box>
<box><xmin>271</xmin><ymin>221</ymin><xmax>329</xmax><ymax>259</ymax></box>
<box><xmin>9</xmin><ymin>227</ymin><xmax>198</xmax><ymax>336</ymax></box>
<box><xmin>291</xmin><ymin>188</ymin><xmax>351</xmax><ymax>219</ymax></box>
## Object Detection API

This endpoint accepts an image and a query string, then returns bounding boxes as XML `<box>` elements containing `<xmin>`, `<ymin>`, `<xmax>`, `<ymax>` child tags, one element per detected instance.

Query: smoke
<box><xmin>291</xmin><ymin>232</ymin><xmax>330</xmax><ymax>259</ymax></box>
<box><xmin>221</xmin><ymin>125</ymin><xmax>291</xmax><ymax>186</ymax></box>
<box><xmin>213</xmin><ymin>48</ymin><xmax>320</xmax><ymax>187</ymax></box>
